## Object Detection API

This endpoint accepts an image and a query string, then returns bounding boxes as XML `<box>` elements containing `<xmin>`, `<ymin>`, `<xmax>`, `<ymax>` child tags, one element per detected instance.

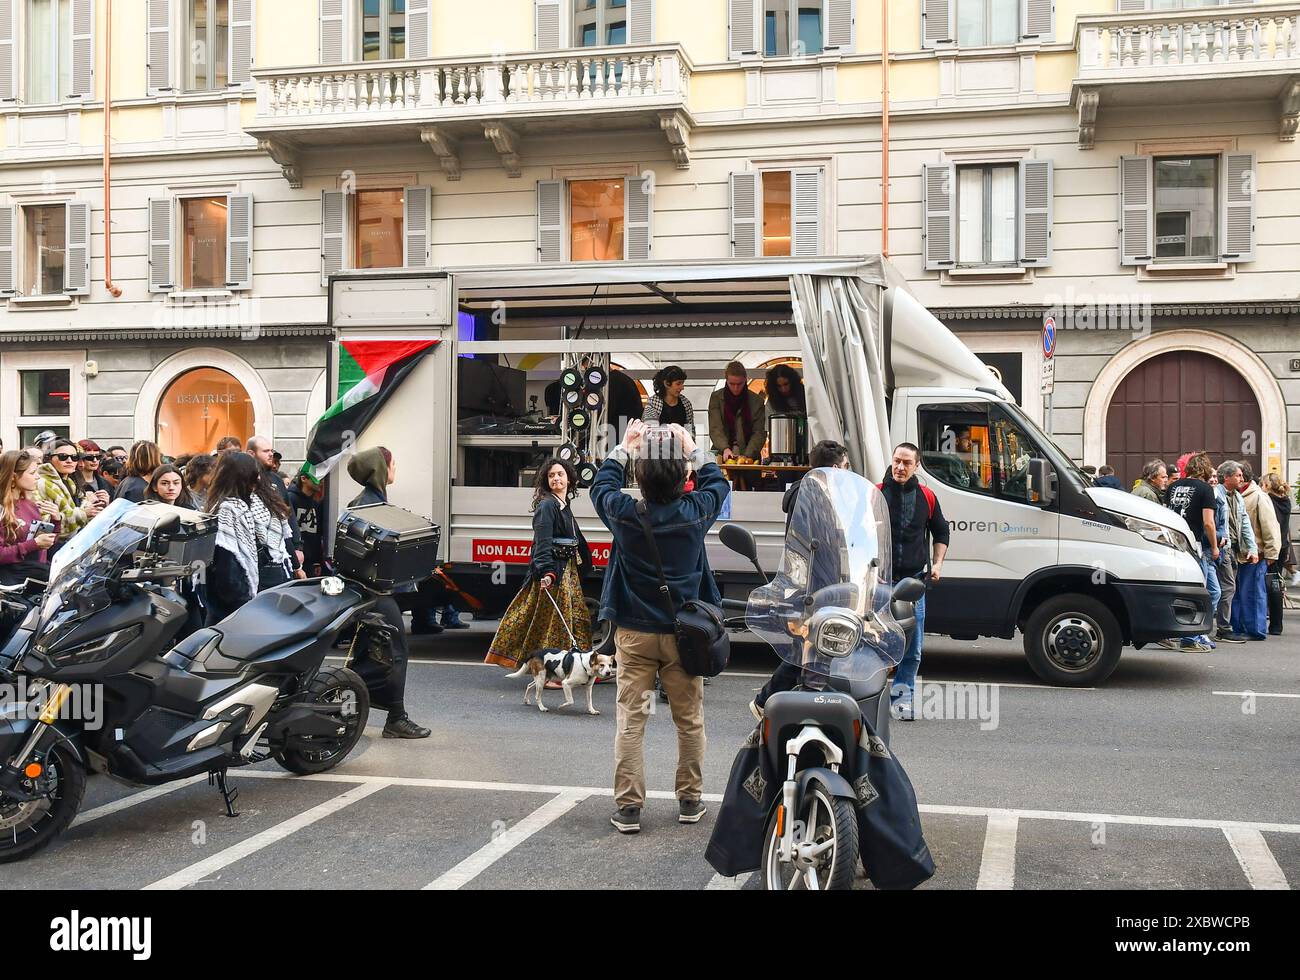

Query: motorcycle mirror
<box><xmin>719</xmin><ymin>523</ymin><xmax>764</xmax><ymax>578</ymax></box>
<box><xmin>891</xmin><ymin>577</ymin><xmax>926</xmax><ymax>603</ymax></box>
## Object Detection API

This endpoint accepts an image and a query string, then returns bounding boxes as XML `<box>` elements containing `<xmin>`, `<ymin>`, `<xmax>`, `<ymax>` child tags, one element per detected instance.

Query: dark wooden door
<box><xmin>1105</xmin><ymin>351</ymin><xmax>1261</xmax><ymax>486</ymax></box>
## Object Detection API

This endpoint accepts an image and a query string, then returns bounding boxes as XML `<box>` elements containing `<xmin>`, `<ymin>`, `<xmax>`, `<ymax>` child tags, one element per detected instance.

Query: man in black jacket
<box><xmin>881</xmin><ymin>443</ymin><xmax>950</xmax><ymax>721</ymax></box>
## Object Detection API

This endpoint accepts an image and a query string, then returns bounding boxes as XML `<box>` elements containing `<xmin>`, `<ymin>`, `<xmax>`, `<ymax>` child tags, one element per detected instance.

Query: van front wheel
<box><xmin>1023</xmin><ymin>595</ymin><xmax>1122</xmax><ymax>687</ymax></box>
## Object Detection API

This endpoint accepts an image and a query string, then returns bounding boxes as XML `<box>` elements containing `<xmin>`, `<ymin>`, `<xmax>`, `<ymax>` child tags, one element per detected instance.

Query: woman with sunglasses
<box><xmin>36</xmin><ymin>439</ymin><xmax>107</xmax><ymax>551</ymax></box>
<box><xmin>0</xmin><ymin>450</ymin><xmax>62</xmax><ymax>586</ymax></box>
<box><xmin>75</xmin><ymin>440</ymin><xmax>113</xmax><ymax>496</ymax></box>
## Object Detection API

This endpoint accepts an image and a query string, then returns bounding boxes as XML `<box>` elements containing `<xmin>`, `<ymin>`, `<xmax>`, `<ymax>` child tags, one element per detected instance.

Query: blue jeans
<box><xmin>892</xmin><ymin>595</ymin><xmax>925</xmax><ymax>701</ymax></box>
<box><xmin>1184</xmin><ymin>554</ymin><xmax>1221</xmax><ymax>646</ymax></box>
<box><xmin>1231</xmin><ymin>558</ymin><xmax>1268</xmax><ymax>639</ymax></box>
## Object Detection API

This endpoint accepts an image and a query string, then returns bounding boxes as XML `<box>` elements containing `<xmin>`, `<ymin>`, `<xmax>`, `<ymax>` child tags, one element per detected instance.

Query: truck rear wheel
<box><xmin>1023</xmin><ymin>594</ymin><xmax>1122</xmax><ymax>687</ymax></box>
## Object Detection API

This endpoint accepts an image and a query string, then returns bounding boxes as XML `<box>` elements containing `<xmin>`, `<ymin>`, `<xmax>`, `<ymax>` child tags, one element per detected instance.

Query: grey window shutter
<box><xmin>729</xmin><ymin>171</ymin><xmax>761</xmax><ymax>258</ymax></box>
<box><xmin>407</xmin><ymin>0</ymin><xmax>430</xmax><ymax>59</ymax></box>
<box><xmin>71</xmin><ymin>0</ymin><xmax>94</xmax><ymax>97</ymax></box>
<box><xmin>792</xmin><ymin>168</ymin><xmax>823</xmax><ymax>257</ymax></box>
<box><xmin>1221</xmin><ymin>151</ymin><xmax>1256</xmax><ymax>263</ymax></box>
<box><xmin>1019</xmin><ymin>159</ymin><xmax>1053</xmax><ymax>267</ymax></box>
<box><xmin>0</xmin><ymin>205</ymin><xmax>15</xmax><ymax>296</ymax></box>
<box><xmin>1118</xmin><ymin>155</ymin><xmax>1153</xmax><ymax>267</ymax></box>
<box><xmin>321</xmin><ymin>190</ymin><xmax>345</xmax><ymax>286</ymax></box>
<box><xmin>921</xmin><ymin>0</ymin><xmax>954</xmax><ymax>49</ymax></box>
<box><xmin>0</xmin><ymin>0</ymin><xmax>14</xmax><ymax>102</ymax></box>
<box><xmin>825</xmin><ymin>0</ymin><xmax>854</xmax><ymax>53</ymax></box>
<box><xmin>320</xmin><ymin>0</ymin><xmax>344</xmax><ymax>64</ymax></box>
<box><xmin>624</xmin><ymin>176</ymin><xmax>652</xmax><ymax>260</ymax></box>
<box><xmin>923</xmin><ymin>163</ymin><xmax>956</xmax><ymax>270</ymax></box>
<box><xmin>148</xmin><ymin>197</ymin><xmax>174</xmax><ymax>292</ymax></box>
<box><xmin>536</xmin><ymin>0</ymin><xmax>561</xmax><ymax>52</ymax></box>
<box><xmin>1020</xmin><ymin>0</ymin><xmax>1053</xmax><ymax>42</ymax></box>
<box><xmin>536</xmin><ymin>180</ymin><xmax>564</xmax><ymax>263</ymax></box>
<box><xmin>226</xmin><ymin>192</ymin><xmax>253</xmax><ymax>289</ymax></box>
<box><xmin>1117</xmin><ymin>1</ymin><xmax>1148</xmax><ymax>12</ymax></box>
<box><xmin>65</xmin><ymin>201</ymin><xmax>91</xmax><ymax>295</ymax></box>
<box><xmin>147</xmin><ymin>0</ymin><xmax>172</xmax><ymax>94</ymax></box>
<box><xmin>729</xmin><ymin>0</ymin><xmax>759</xmax><ymax>59</ymax></box>
<box><xmin>229</xmin><ymin>0</ymin><xmax>254</xmax><ymax>86</ymax></box>
<box><xmin>628</xmin><ymin>0</ymin><xmax>653</xmax><ymax>45</ymax></box>
<box><xmin>403</xmin><ymin>185</ymin><xmax>431</xmax><ymax>268</ymax></box>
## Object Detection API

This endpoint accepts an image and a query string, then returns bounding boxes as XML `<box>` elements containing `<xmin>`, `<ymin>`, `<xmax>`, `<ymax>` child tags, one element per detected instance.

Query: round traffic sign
<box><xmin>1042</xmin><ymin>315</ymin><xmax>1057</xmax><ymax>359</ymax></box>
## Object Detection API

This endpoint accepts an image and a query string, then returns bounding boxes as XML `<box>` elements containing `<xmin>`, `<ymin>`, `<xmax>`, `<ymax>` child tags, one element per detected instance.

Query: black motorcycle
<box><xmin>0</xmin><ymin>501</ymin><xmax>409</xmax><ymax>863</ymax></box>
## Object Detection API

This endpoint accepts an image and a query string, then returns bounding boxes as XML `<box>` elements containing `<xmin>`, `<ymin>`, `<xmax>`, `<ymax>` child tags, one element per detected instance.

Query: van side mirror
<box><xmin>1028</xmin><ymin>458</ymin><xmax>1057</xmax><ymax>507</ymax></box>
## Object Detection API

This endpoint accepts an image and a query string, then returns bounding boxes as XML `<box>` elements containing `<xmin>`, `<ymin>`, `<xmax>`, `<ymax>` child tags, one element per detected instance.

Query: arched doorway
<box><xmin>155</xmin><ymin>367</ymin><xmax>255</xmax><ymax>458</ymax></box>
<box><xmin>1105</xmin><ymin>350</ymin><xmax>1261</xmax><ymax>485</ymax></box>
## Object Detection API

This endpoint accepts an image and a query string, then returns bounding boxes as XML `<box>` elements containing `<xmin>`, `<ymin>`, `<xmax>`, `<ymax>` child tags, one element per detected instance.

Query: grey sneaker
<box><xmin>1154</xmin><ymin>639</ymin><xmax>1182</xmax><ymax>651</ymax></box>
<box><xmin>611</xmin><ymin>806</ymin><xmax>641</xmax><ymax>834</ymax></box>
<box><xmin>1216</xmin><ymin>630</ymin><xmax>1247</xmax><ymax>644</ymax></box>
<box><xmin>678</xmin><ymin>799</ymin><xmax>707</xmax><ymax>824</ymax></box>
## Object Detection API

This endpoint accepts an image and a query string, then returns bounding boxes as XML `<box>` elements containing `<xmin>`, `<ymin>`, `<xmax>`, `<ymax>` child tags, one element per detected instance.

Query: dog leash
<box><xmin>542</xmin><ymin>585</ymin><xmax>580</xmax><ymax>650</ymax></box>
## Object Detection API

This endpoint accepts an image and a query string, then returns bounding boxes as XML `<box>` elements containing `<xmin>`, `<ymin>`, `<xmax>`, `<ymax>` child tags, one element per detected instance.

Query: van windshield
<box><xmin>997</xmin><ymin>402</ymin><xmax>1088</xmax><ymax>488</ymax></box>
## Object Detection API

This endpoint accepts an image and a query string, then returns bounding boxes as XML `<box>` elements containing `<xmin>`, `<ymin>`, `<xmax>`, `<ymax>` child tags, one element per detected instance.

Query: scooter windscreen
<box><xmin>40</xmin><ymin>500</ymin><xmax>148</xmax><ymax>629</ymax></box>
<box><xmin>745</xmin><ymin>468</ymin><xmax>906</xmax><ymax>688</ymax></box>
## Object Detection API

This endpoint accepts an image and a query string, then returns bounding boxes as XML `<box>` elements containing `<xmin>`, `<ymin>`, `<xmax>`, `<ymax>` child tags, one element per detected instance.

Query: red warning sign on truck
<box><xmin>472</xmin><ymin>539</ymin><xmax>611</xmax><ymax>567</ymax></box>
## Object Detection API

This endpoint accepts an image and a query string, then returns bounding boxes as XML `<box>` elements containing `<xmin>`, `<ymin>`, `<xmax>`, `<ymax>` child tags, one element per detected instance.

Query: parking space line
<box><xmin>706</xmin><ymin>872</ymin><xmax>754</xmax><ymax>890</ymax></box>
<box><xmin>920</xmin><ymin>804</ymin><xmax>1300</xmax><ymax>835</ymax></box>
<box><xmin>1212</xmin><ymin>691</ymin><xmax>1300</xmax><ymax>699</ymax></box>
<box><xmin>71</xmin><ymin>775</ymin><xmax>211</xmax><ymax>828</ymax></box>
<box><xmin>1222</xmin><ymin>825</ymin><xmax>1290</xmax><ymax>890</ymax></box>
<box><xmin>140</xmin><ymin>781</ymin><xmax>391</xmax><ymax>891</ymax></box>
<box><xmin>424</xmin><ymin>789</ymin><xmax>589</xmax><ymax>890</ymax></box>
<box><xmin>975</xmin><ymin>811</ymin><xmax>1019</xmax><ymax>890</ymax></box>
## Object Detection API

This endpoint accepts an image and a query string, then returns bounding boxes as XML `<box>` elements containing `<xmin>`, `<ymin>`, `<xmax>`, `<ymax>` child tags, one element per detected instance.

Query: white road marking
<box><xmin>424</xmin><ymin>790</ymin><xmax>589</xmax><ymax>890</ymax></box>
<box><xmin>71</xmin><ymin>775</ymin><xmax>209</xmax><ymax>828</ymax></box>
<box><xmin>975</xmin><ymin>810</ymin><xmax>1019</xmax><ymax>890</ymax></box>
<box><xmin>706</xmin><ymin>872</ymin><xmax>754</xmax><ymax>890</ymax></box>
<box><xmin>921</xmin><ymin>803</ymin><xmax>1300</xmax><ymax>835</ymax></box>
<box><xmin>140</xmin><ymin>780</ymin><xmax>390</xmax><ymax>890</ymax></box>
<box><xmin>1222</xmin><ymin>825</ymin><xmax>1291</xmax><ymax>890</ymax></box>
<box><xmin>1212</xmin><ymin>691</ymin><xmax>1300</xmax><ymax>699</ymax></box>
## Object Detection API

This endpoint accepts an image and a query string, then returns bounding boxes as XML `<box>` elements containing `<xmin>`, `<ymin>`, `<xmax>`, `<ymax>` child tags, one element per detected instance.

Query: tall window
<box><xmin>156</xmin><ymin>368</ymin><xmax>254</xmax><ymax>458</ymax></box>
<box><xmin>1154</xmin><ymin>156</ymin><xmax>1218</xmax><ymax>262</ymax></box>
<box><xmin>26</xmin><ymin>0</ymin><xmax>72</xmax><ymax>104</ymax></box>
<box><xmin>181</xmin><ymin>197</ymin><xmax>228</xmax><ymax>290</ymax></box>
<box><xmin>354</xmin><ymin>189</ymin><xmax>405</xmax><ymax>268</ymax></box>
<box><xmin>187</xmin><ymin>0</ymin><xmax>230</xmax><ymax>91</ymax></box>
<box><xmin>360</xmin><ymin>0</ymin><xmax>406</xmax><ymax>60</ymax></box>
<box><xmin>764</xmin><ymin>1</ymin><xmax>822</xmax><ymax>57</ymax></box>
<box><xmin>573</xmin><ymin>0</ymin><xmax>628</xmax><ymax>47</ymax></box>
<box><xmin>569</xmin><ymin>179</ymin><xmax>624</xmax><ymax>261</ymax></box>
<box><xmin>957</xmin><ymin>0</ymin><xmax>1017</xmax><ymax>47</ymax></box>
<box><xmin>762</xmin><ymin>171</ymin><xmax>791</xmax><ymax>256</ymax></box>
<box><xmin>23</xmin><ymin>205</ymin><xmax>66</xmax><ymax>296</ymax></box>
<box><xmin>957</xmin><ymin>164</ymin><xmax>1017</xmax><ymax>266</ymax></box>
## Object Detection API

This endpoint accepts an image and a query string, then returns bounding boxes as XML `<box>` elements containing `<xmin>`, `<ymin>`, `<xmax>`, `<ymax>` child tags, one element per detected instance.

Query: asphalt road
<box><xmin>2</xmin><ymin>619</ymin><xmax>1296</xmax><ymax>891</ymax></box>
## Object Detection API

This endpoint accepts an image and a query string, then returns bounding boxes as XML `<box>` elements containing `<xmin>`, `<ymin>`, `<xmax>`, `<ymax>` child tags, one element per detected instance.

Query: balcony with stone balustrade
<box><xmin>246</xmin><ymin>44</ymin><xmax>694</xmax><ymax>186</ymax></box>
<box><xmin>1071</xmin><ymin>3</ymin><xmax>1300</xmax><ymax>148</ymax></box>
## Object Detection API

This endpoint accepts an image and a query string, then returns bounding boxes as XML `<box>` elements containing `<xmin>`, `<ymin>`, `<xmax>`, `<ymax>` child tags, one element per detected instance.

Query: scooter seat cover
<box><xmin>213</xmin><ymin>582</ymin><xmax>359</xmax><ymax>661</ymax></box>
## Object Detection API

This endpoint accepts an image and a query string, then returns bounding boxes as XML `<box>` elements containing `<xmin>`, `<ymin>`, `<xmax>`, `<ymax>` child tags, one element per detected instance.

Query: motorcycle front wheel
<box><xmin>273</xmin><ymin>666</ymin><xmax>371</xmax><ymax>775</ymax></box>
<box><xmin>0</xmin><ymin>742</ymin><xmax>86</xmax><ymax>864</ymax></box>
<box><xmin>762</xmin><ymin>785</ymin><xmax>859</xmax><ymax>891</ymax></box>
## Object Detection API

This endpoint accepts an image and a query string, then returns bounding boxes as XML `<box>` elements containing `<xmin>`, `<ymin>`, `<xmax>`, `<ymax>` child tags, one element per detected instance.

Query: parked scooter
<box><xmin>0</xmin><ymin>501</ymin><xmax>409</xmax><ymax>863</ymax></box>
<box><xmin>718</xmin><ymin>468</ymin><xmax>925</xmax><ymax>890</ymax></box>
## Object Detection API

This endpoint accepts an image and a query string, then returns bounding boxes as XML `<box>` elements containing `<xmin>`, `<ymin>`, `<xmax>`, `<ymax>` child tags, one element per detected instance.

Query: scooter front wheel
<box><xmin>273</xmin><ymin>666</ymin><xmax>371</xmax><ymax>775</ymax></box>
<box><xmin>762</xmin><ymin>785</ymin><xmax>859</xmax><ymax>890</ymax></box>
<box><xmin>0</xmin><ymin>742</ymin><xmax>85</xmax><ymax>864</ymax></box>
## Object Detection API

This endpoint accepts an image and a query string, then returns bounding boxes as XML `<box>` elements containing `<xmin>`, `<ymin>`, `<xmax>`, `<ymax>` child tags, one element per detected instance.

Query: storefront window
<box><xmin>21</xmin><ymin>370</ymin><xmax>70</xmax><ymax>417</ymax></box>
<box><xmin>156</xmin><ymin>368</ymin><xmax>254</xmax><ymax>458</ymax></box>
<box><xmin>570</xmin><ymin>179</ymin><xmax>624</xmax><ymax>261</ymax></box>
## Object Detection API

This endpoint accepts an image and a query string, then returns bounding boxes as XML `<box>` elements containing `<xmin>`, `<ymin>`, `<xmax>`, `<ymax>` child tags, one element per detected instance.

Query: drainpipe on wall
<box><xmin>881</xmin><ymin>0</ymin><xmax>890</xmax><ymax>259</ymax></box>
<box><xmin>102</xmin><ymin>0</ymin><xmax>122</xmax><ymax>298</ymax></box>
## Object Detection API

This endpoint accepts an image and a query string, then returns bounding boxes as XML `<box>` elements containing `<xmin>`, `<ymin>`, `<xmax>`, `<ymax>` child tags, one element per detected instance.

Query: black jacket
<box><xmin>528</xmin><ymin>495</ymin><xmax>591</xmax><ymax>584</ymax></box>
<box><xmin>287</xmin><ymin>486</ymin><xmax>327</xmax><ymax>571</ymax></box>
<box><xmin>879</xmin><ymin>473</ymin><xmax>950</xmax><ymax>580</ymax></box>
<box><xmin>112</xmin><ymin>475</ymin><xmax>148</xmax><ymax>503</ymax></box>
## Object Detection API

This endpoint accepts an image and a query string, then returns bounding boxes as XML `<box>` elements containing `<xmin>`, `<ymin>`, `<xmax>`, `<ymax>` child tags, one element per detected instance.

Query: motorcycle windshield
<box><xmin>40</xmin><ymin>500</ymin><xmax>148</xmax><ymax>628</ymax></box>
<box><xmin>745</xmin><ymin>468</ymin><xmax>906</xmax><ymax>686</ymax></box>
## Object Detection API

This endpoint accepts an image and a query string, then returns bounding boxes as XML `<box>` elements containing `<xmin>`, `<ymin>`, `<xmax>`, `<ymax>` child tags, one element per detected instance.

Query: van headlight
<box><xmin>1120</xmin><ymin>515</ymin><xmax>1197</xmax><ymax>557</ymax></box>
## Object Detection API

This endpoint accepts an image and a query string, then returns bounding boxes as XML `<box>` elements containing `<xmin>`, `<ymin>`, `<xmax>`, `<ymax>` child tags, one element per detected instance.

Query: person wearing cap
<box><xmin>75</xmin><ymin>440</ymin><xmax>113</xmax><ymax>496</ymax></box>
<box><xmin>287</xmin><ymin>472</ymin><xmax>327</xmax><ymax>577</ymax></box>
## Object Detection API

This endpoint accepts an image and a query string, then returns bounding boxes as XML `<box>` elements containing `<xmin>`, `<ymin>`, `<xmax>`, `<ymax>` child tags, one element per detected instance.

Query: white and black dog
<box><xmin>505</xmin><ymin>648</ymin><xmax>616</xmax><ymax>715</ymax></box>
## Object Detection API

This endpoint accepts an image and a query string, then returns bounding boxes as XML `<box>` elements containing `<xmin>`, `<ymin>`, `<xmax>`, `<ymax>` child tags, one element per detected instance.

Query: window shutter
<box><xmin>147</xmin><ymin>0</ymin><xmax>172</xmax><ymax>94</ymax></box>
<box><xmin>536</xmin><ymin>180</ymin><xmax>564</xmax><ymax>263</ymax></box>
<box><xmin>148</xmin><ymin>197</ymin><xmax>174</xmax><ymax>292</ymax></box>
<box><xmin>1018</xmin><ymin>159</ymin><xmax>1053</xmax><ymax>267</ymax></box>
<box><xmin>624</xmin><ymin>175</ymin><xmax>652</xmax><ymax>261</ymax></box>
<box><xmin>65</xmin><ymin>201</ymin><xmax>91</xmax><ymax>295</ymax></box>
<box><xmin>1118</xmin><ymin>155</ymin><xmax>1153</xmax><ymax>267</ymax></box>
<box><xmin>921</xmin><ymin>0</ymin><xmax>954</xmax><ymax>49</ymax></box>
<box><xmin>628</xmin><ymin>0</ymin><xmax>653</xmax><ymax>45</ymax></box>
<box><xmin>226</xmin><ymin>192</ymin><xmax>253</xmax><ymax>289</ymax></box>
<box><xmin>321</xmin><ymin>190</ymin><xmax>345</xmax><ymax>287</ymax></box>
<box><xmin>536</xmin><ymin>0</ymin><xmax>561</xmax><ymax>52</ymax></box>
<box><xmin>825</xmin><ymin>0</ymin><xmax>854</xmax><ymax>53</ymax></box>
<box><xmin>729</xmin><ymin>171</ymin><xmax>761</xmax><ymax>258</ymax></box>
<box><xmin>0</xmin><ymin>205</ymin><xmax>15</xmax><ymax>296</ymax></box>
<box><xmin>1117</xmin><ymin>1</ymin><xmax>1148</xmax><ymax>12</ymax></box>
<box><xmin>407</xmin><ymin>0</ymin><xmax>430</xmax><ymax>59</ymax></box>
<box><xmin>403</xmin><ymin>185</ymin><xmax>431</xmax><ymax>268</ymax></box>
<box><xmin>229</xmin><ymin>0</ymin><xmax>254</xmax><ymax>86</ymax></box>
<box><xmin>71</xmin><ymin>0</ymin><xmax>94</xmax><ymax>97</ymax></box>
<box><xmin>922</xmin><ymin>163</ymin><xmax>956</xmax><ymax>270</ymax></box>
<box><xmin>1221</xmin><ymin>151</ymin><xmax>1256</xmax><ymax>263</ymax></box>
<box><xmin>729</xmin><ymin>0</ymin><xmax>759</xmax><ymax>59</ymax></box>
<box><xmin>792</xmin><ymin>168</ymin><xmax>823</xmax><ymax>257</ymax></box>
<box><xmin>0</xmin><ymin>0</ymin><xmax>13</xmax><ymax>102</ymax></box>
<box><xmin>1020</xmin><ymin>0</ymin><xmax>1053</xmax><ymax>42</ymax></box>
<box><xmin>320</xmin><ymin>0</ymin><xmax>343</xmax><ymax>64</ymax></box>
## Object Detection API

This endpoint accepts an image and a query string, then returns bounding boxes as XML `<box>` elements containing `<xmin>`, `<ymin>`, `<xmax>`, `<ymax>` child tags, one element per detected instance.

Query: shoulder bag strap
<box><xmin>635</xmin><ymin>499</ymin><xmax>679</xmax><ymax>621</ymax></box>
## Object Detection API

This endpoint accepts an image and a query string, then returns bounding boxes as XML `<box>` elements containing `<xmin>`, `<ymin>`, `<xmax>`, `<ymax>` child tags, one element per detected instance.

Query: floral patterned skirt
<box><xmin>484</xmin><ymin>560</ymin><xmax>593</xmax><ymax>668</ymax></box>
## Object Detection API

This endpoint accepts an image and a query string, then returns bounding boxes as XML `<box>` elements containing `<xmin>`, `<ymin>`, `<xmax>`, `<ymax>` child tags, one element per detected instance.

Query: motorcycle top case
<box><xmin>121</xmin><ymin>502</ymin><xmax>217</xmax><ymax>566</ymax></box>
<box><xmin>334</xmin><ymin>503</ymin><xmax>441</xmax><ymax>591</ymax></box>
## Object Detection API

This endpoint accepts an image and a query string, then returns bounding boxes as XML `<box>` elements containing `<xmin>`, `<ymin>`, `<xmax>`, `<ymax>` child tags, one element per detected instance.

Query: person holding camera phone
<box><xmin>0</xmin><ymin>450</ymin><xmax>62</xmax><ymax>586</ymax></box>
<box><xmin>37</xmin><ymin>438</ymin><xmax>107</xmax><ymax>553</ymax></box>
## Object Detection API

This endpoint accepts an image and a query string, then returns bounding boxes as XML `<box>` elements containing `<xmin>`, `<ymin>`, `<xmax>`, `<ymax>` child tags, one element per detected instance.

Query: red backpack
<box><xmin>876</xmin><ymin>482</ymin><xmax>937</xmax><ymax>520</ymax></box>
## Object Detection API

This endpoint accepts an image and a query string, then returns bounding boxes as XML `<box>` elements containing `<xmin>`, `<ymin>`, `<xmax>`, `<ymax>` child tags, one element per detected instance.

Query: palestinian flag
<box><xmin>299</xmin><ymin>339</ymin><xmax>437</xmax><ymax>482</ymax></box>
